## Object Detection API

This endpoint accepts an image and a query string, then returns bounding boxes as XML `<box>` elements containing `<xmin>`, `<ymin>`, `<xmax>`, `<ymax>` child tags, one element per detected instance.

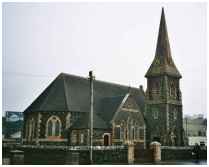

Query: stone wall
<box><xmin>24</xmin><ymin>148</ymin><xmax>66</xmax><ymax>165</ymax></box>
<box><xmin>134</xmin><ymin>146</ymin><xmax>207</xmax><ymax>163</ymax></box>
<box><xmin>161</xmin><ymin>146</ymin><xmax>207</xmax><ymax>160</ymax></box>
<box><xmin>3</xmin><ymin>145</ymin><xmax>129</xmax><ymax>165</ymax></box>
<box><xmin>3</xmin><ymin>144</ymin><xmax>207</xmax><ymax>164</ymax></box>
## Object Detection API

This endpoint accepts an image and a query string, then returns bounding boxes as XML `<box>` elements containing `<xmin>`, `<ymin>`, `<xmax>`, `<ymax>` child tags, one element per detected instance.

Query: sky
<box><xmin>2</xmin><ymin>2</ymin><xmax>207</xmax><ymax>117</ymax></box>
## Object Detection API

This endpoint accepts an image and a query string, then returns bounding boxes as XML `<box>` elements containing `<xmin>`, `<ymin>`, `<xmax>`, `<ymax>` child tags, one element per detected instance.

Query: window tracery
<box><xmin>46</xmin><ymin>116</ymin><xmax>62</xmax><ymax>137</ymax></box>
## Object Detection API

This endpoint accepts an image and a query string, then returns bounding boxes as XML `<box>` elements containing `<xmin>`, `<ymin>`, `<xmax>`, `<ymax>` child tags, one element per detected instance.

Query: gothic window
<box><xmin>48</xmin><ymin>120</ymin><xmax>53</xmax><ymax>136</ymax></box>
<box><xmin>136</xmin><ymin>127</ymin><xmax>139</xmax><ymax>139</ymax></box>
<box><xmin>55</xmin><ymin>120</ymin><xmax>60</xmax><ymax>136</ymax></box>
<box><xmin>170</xmin><ymin>81</ymin><xmax>177</xmax><ymax>98</ymax></box>
<box><xmin>46</xmin><ymin>116</ymin><xmax>62</xmax><ymax>137</ymax></box>
<box><xmin>139</xmin><ymin>128</ymin><xmax>144</xmax><ymax>140</ymax></box>
<box><xmin>152</xmin><ymin>108</ymin><xmax>159</xmax><ymax>119</ymax></box>
<box><xmin>114</xmin><ymin>126</ymin><xmax>120</xmax><ymax>139</ymax></box>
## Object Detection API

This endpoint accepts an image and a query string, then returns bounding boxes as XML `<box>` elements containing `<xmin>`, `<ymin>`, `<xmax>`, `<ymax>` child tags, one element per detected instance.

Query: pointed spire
<box><xmin>145</xmin><ymin>8</ymin><xmax>181</xmax><ymax>78</ymax></box>
<box><xmin>156</xmin><ymin>7</ymin><xmax>171</xmax><ymax>64</ymax></box>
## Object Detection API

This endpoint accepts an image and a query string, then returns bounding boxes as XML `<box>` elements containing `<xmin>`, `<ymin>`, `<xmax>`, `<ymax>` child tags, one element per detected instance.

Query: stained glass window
<box><xmin>46</xmin><ymin>116</ymin><xmax>61</xmax><ymax>137</ymax></box>
<box><xmin>55</xmin><ymin>120</ymin><xmax>60</xmax><ymax>136</ymax></box>
<box><xmin>48</xmin><ymin>120</ymin><xmax>53</xmax><ymax>136</ymax></box>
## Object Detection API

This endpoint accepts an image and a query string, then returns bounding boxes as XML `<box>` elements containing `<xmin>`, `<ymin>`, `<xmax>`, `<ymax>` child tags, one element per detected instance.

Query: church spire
<box><xmin>145</xmin><ymin>8</ymin><xmax>181</xmax><ymax>78</ymax></box>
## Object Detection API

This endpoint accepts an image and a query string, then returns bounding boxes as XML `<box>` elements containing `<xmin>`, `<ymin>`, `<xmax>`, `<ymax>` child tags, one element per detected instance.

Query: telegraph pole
<box><xmin>89</xmin><ymin>71</ymin><xmax>94</xmax><ymax>164</ymax></box>
<box><xmin>186</xmin><ymin>117</ymin><xmax>188</xmax><ymax>137</ymax></box>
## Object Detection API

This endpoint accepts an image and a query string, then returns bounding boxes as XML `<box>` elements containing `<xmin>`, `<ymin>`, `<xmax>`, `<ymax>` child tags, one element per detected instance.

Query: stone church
<box><xmin>22</xmin><ymin>8</ymin><xmax>184</xmax><ymax>147</ymax></box>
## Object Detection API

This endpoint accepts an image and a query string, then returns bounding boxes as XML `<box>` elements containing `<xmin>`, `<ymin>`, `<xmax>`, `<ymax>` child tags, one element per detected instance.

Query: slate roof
<box><xmin>145</xmin><ymin>8</ymin><xmax>182</xmax><ymax>78</ymax></box>
<box><xmin>24</xmin><ymin>72</ymin><xmax>145</xmax><ymax>129</ymax></box>
<box><xmin>24</xmin><ymin>73</ymin><xmax>145</xmax><ymax>113</ymax></box>
<box><xmin>98</xmin><ymin>96</ymin><xmax>125</xmax><ymax>124</ymax></box>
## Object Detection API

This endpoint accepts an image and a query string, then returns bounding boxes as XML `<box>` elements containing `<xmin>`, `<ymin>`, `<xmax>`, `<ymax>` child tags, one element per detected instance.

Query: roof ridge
<box><xmin>60</xmin><ymin>72</ymin><xmax>141</xmax><ymax>90</ymax></box>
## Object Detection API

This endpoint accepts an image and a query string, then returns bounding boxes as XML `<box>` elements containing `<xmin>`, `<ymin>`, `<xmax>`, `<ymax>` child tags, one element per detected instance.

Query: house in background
<box><xmin>2</xmin><ymin>111</ymin><xmax>23</xmax><ymax>144</ymax></box>
<box><xmin>183</xmin><ymin>114</ymin><xmax>207</xmax><ymax>146</ymax></box>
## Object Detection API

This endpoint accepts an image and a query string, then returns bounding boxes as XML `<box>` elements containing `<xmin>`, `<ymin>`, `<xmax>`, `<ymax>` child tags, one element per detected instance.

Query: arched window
<box><xmin>55</xmin><ymin>120</ymin><xmax>60</xmax><ymax>136</ymax></box>
<box><xmin>46</xmin><ymin>116</ymin><xmax>62</xmax><ymax>137</ymax></box>
<box><xmin>152</xmin><ymin>108</ymin><xmax>159</xmax><ymax>119</ymax></box>
<box><xmin>48</xmin><ymin>120</ymin><xmax>53</xmax><ymax>136</ymax></box>
<box><xmin>170</xmin><ymin>81</ymin><xmax>177</xmax><ymax>98</ymax></box>
<box><xmin>114</xmin><ymin>126</ymin><xmax>120</xmax><ymax>139</ymax></box>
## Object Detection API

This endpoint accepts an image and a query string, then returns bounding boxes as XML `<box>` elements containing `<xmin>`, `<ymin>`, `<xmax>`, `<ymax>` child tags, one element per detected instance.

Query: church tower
<box><xmin>145</xmin><ymin>8</ymin><xmax>183</xmax><ymax>146</ymax></box>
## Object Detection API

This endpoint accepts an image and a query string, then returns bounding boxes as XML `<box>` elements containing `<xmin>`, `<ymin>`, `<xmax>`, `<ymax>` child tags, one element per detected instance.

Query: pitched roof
<box><xmin>24</xmin><ymin>74</ymin><xmax>69</xmax><ymax>112</ymax></box>
<box><xmin>24</xmin><ymin>73</ymin><xmax>145</xmax><ymax>114</ymax></box>
<box><xmin>145</xmin><ymin>8</ymin><xmax>182</xmax><ymax>78</ymax></box>
<box><xmin>24</xmin><ymin>72</ymin><xmax>145</xmax><ymax>129</ymax></box>
<box><xmin>98</xmin><ymin>95</ymin><xmax>126</xmax><ymax>124</ymax></box>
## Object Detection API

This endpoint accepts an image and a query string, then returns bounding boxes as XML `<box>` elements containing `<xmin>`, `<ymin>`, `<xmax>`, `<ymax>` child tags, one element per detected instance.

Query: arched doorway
<box><xmin>103</xmin><ymin>134</ymin><xmax>110</xmax><ymax>146</ymax></box>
